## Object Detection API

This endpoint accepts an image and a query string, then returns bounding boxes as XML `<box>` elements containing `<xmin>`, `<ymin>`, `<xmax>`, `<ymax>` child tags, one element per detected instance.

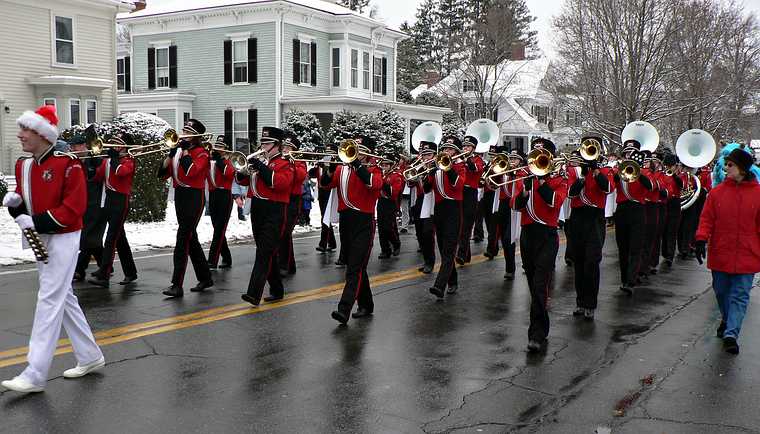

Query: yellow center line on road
<box><xmin>0</xmin><ymin>251</ymin><xmax>506</xmax><ymax>369</ymax></box>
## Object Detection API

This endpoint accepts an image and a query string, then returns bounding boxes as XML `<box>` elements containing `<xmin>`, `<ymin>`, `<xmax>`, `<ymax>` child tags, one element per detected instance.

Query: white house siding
<box><xmin>0</xmin><ymin>0</ymin><xmax>118</xmax><ymax>174</ymax></box>
<box><xmin>130</xmin><ymin>22</ymin><xmax>277</xmax><ymax>139</ymax></box>
<box><xmin>282</xmin><ymin>23</ymin><xmax>331</xmax><ymax>98</ymax></box>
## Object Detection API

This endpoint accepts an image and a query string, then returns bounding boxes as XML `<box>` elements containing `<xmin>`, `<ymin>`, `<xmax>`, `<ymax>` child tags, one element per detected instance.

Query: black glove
<box><xmin>107</xmin><ymin>148</ymin><xmax>120</xmax><ymax>159</ymax></box>
<box><xmin>215</xmin><ymin>156</ymin><xmax>226</xmax><ymax>172</ymax></box>
<box><xmin>249</xmin><ymin>158</ymin><xmax>267</xmax><ymax>172</ymax></box>
<box><xmin>355</xmin><ymin>164</ymin><xmax>372</xmax><ymax>185</ymax></box>
<box><xmin>581</xmin><ymin>165</ymin><xmax>589</xmax><ymax>176</ymax></box>
<box><xmin>168</xmin><ymin>146</ymin><xmax>179</xmax><ymax>159</ymax></box>
<box><xmin>523</xmin><ymin>177</ymin><xmax>533</xmax><ymax>191</ymax></box>
<box><xmin>466</xmin><ymin>160</ymin><xmax>476</xmax><ymax>171</ymax></box>
<box><xmin>109</xmin><ymin>154</ymin><xmax>119</xmax><ymax>172</ymax></box>
<box><xmin>178</xmin><ymin>139</ymin><xmax>191</xmax><ymax>150</ymax></box>
<box><xmin>588</xmin><ymin>159</ymin><xmax>598</xmax><ymax>170</ymax></box>
<box><xmin>179</xmin><ymin>155</ymin><xmax>193</xmax><ymax>173</ymax></box>
<box><xmin>694</xmin><ymin>240</ymin><xmax>706</xmax><ymax>265</ymax></box>
<box><xmin>211</xmin><ymin>151</ymin><xmax>222</xmax><ymax>161</ymax></box>
<box><xmin>446</xmin><ymin>168</ymin><xmax>458</xmax><ymax>183</ymax></box>
<box><xmin>350</xmin><ymin>159</ymin><xmax>362</xmax><ymax>169</ymax></box>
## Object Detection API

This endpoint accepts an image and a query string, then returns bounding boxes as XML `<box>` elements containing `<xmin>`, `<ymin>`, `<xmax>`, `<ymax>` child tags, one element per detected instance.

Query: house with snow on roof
<box><xmin>116</xmin><ymin>0</ymin><xmax>449</xmax><ymax>154</ymax></box>
<box><xmin>0</xmin><ymin>0</ymin><xmax>133</xmax><ymax>174</ymax></box>
<box><xmin>412</xmin><ymin>57</ymin><xmax>583</xmax><ymax>153</ymax></box>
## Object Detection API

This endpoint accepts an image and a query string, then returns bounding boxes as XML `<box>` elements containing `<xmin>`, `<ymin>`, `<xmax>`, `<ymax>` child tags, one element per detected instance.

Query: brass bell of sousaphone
<box><xmin>676</xmin><ymin>129</ymin><xmax>715</xmax><ymax>210</ymax></box>
<box><xmin>411</xmin><ymin>121</ymin><xmax>443</xmax><ymax>153</ymax></box>
<box><xmin>464</xmin><ymin>118</ymin><xmax>500</xmax><ymax>154</ymax></box>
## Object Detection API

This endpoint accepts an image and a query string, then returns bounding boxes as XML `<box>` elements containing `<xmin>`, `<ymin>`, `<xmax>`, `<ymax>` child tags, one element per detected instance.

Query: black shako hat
<box><xmin>440</xmin><ymin>136</ymin><xmax>462</xmax><ymax>152</ymax></box>
<box><xmin>354</xmin><ymin>135</ymin><xmax>376</xmax><ymax>152</ymax></box>
<box><xmin>531</xmin><ymin>137</ymin><xmax>556</xmax><ymax>155</ymax></box>
<box><xmin>183</xmin><ymin>119</ymin><xmax>206</xmax><ymax>135</ymax></box>
<box><xmin>725</xmin><ymin>148</ymin><xmax>754</xmax><ymax>173</ymax></box>
<box><xmin>261</xmin><ymin>126</ymin><xmax>285</xmax><ymax>144</ymax></box>
<box><xmin>283</xmin><ymin>133</ymin><xmax>301</xmax><ymax>150</ymax></box>
<box><xmin>419</xmin><ymin>140</ymin><xmax>437</xmax><ymax>154</ymax></box>
<box><xmin>109</xmin><ymin>132</ymin><xmax>134</xmax><ymax>148</ymax></box>
<box><xmin>462</xmin><ymin>135</ymin><xmax>478</xmax><ymax>148</ymax></box>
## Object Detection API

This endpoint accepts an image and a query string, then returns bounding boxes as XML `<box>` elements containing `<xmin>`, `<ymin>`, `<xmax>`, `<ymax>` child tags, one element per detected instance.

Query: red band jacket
<box><xmin>321</xmin><ymin>163</ymin><xmax>382</xmax><ymax>215</ymax></box>
<box><xmin>236</xmin><ymin>154</ymin><xmax>294</xmax><ymax>204</ymax></box>
<box><xmin>290</xmin><ymin>161</ymin><xmax>307</xmax><ymax>196</ymax></box>
<box><xmin>567</xmin><ymin>166</ymin><xmax>613</xmax><ymax>209</ymax></box>
<box><xmin>464</xmin><ymin>155</ymin><xmax>485</xmax><ymax>189</ymax></box>
<box><xmin>382</xmin><ymin>171</ymin><xmax>405</xmax><ymax>205</ymax></box>
<box><xmin>426</xmin><ymin>163</ymin><xmax>466</xmax><ymax>203</ymax></box>
<box><xmin>208</xmin><ymin>157</ymin><xmax>235</xmax><ymax>191</ymax></box>
<box><xmin>642</xmin><ymin>169</ymin><xmax>661</xmax><ymax>203</ymax></box>
<box><xmin>95</xmin><ymin>155</ymin><xmax>135</xmax><ymax>195</ymax></box>
<box><xmin>510</xmin><ymin>174</ymin><xmax>568</xmax><ymax>228</ymax></box>
<box><xmin>614</xmin><ymin>166</ymin><xmax>653</xmax><ymax>204</ymax></box>
<box><xmin>11</xmin><ymin>147</ymin><xmax>86</xmax><ymax>234</ymax></box>
<box><xmin>697</xmin><ymin>169</ymin><xmax>712</xmax><ymax>193</ymax></box>
<box><xmin>160</xmin><ymin>146</ymin><xmax>209</xmax><ymax>190</ymax></box>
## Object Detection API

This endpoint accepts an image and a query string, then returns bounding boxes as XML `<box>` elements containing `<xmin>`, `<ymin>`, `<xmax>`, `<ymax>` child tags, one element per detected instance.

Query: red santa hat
<box><xmin>17</xmin><ymin>105</ymin><xmax>59</xmax><ymax>144</ymax></box>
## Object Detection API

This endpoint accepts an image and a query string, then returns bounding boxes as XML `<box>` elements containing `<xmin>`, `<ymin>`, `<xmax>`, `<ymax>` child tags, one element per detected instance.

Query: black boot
<box><xmin>118</xmin><ymin>275</ymin><xmax>138</xmax><ymax>285</ymax></box>
<box><xmin>162</xmin><ymin>285</ymin><xmax>183</xmax><ymax>298</ymax></box>
<box><xmin>331</xmin><ymin>310</ymin><xmax>349</xmax><ymax>324</ymax></box>
<box><xmin>190</xmin><ymin>280</ymin><xmax>214</xmax><ymax>292</ymax></box>
<box><xmin>352</xmin><ymin>308</ymin><xmax>373</xmax><ymax>318</ymax></box>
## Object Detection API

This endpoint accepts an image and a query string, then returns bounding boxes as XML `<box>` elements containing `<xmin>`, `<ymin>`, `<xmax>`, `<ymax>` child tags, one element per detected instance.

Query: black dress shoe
<box><xmin>504</xmin><ymin>272</ymin><xmax>515</xmax><ymax>280</ymax></box>
<box><xmin>241</xmin><ymin>294</ymin><xmax>259</xmax><ymax>306</ymax></box>
<box><xmin>527</xmin><ymin>339</ymin><xmax>546</xmax><ymax>353</ymax></box>
<box><xmin>455</xmin><ymin>257</ymin><xmax>465</xmax><ymax>266</ymax></box>
<box><xmin>572</xmin><ymin>307</ymin><xmax>585</xmax><ymax>316</ymax></box>
<box><xmin>352</xmin><ymin>308</ymin><xmax>373</xmax><ymax>319</ymax></box>
<box><xmin>118</xmin><ymin>275</ymin><xmax>138</xmax><ymax>285</ymax></box>
<box><xmin>190</xmin><ymin>280</ymin><xmax>214</xmax><ymax>292</ymax></box>
<box><xmin>72</xmin><ymin>272</ymin><xmax>85</xmax><ymax>283</ymax></box>
<box><xmin>392</xmin><ymin>247</ymin><xmax>400</xmax><ymax>257</ymax></box>
<box><xmin>163</xmin><ymin>285</ymin><xmax>184</xmax><ymax>298</ymax></box>
<box><xmin>263</xmin><ymin>295</ymin><xmax>284</xmax><ymax>303</ymax></box>
<box><xmin>208</xmin><ymin>264</ymin><xmax>218</xmax><ymax>270</ymax></box>
<box><xmin>335</xmin><ymin>259</ymin><xmax>346</xmax><ymax>267</ymax></box>
<box><xmin>664</xmin><ymin>259</ymin><xmax>673</xmax><ymax>267</ymax></box>
<box><xmin>446</xmin><ymin>284</ymin><xmax>458</xmax><ymax>294</ymax></box>
<box><xmin>219</xmin><ymin>262</ymin><xmax>232</xmax><ymax>269</ymax></box>
<box><xmin>87</xmin><ymin>277</ymin><xmax>110</xmax><ymax>288</ymax></box>
<box><xmin>331</xmin><ymin>310</ymin><xmax>349</xmax><ymax>324</ymax></box>
<box><xmin>649</xmin><ymin>267</ymin><xmax>658</xmax><ymax>275</ymax></box>
<box><xmin>484</xmin><ymin>251</ymin><xmax>495</xmax><ymax>260</ymax></box>
<box><xmin>723</xmin><ymin>336</ymin><xmax>739</xmax><ymax>354</ymax></box>
<box><xmin>429</xmin><ymin>286</ymin><xmax>445</xmax><ymax>299</ymax></box>
<box><xmin>717</xmin><ymin>321</ymin><xmax>727</xmax><ymax>338</ymax></box>
<box><xmin>316</xmin><ymin>246</ymin><xmax>327</xmax><ymax>253</ymax></box>
<box><xmin>421</xmin><ymin>264</ymin><xmax>433</xmax><ymax>274</ymax></box>
<box><xmin>619</xmin><ymin>284</ymin><xmax>633</xmax><ymax>295</ymax></box>
<box><xmin>378</xmin><ymin>252</ymin><xmax>391</xmax><ymax>259</ymax></box>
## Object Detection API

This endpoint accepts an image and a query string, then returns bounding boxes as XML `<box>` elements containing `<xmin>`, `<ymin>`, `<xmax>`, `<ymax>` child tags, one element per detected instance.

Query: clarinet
<box><xmin>0</xmin><ymin>174</ymin><xmax>49</xmax><ymax>263</ymax></box>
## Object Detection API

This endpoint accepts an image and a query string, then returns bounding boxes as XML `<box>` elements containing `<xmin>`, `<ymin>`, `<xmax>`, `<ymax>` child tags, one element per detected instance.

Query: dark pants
<box><xmin>377</xmin><ymin>198</ymin><xmax>400</xmax><ymax>254</ymax></box>
<box><xmin>279</xmin><ymin>194</ymin><xmax>301</xmax><ymax>273</ymax></box>
<box><xmin>246</xmin><ymin>198</ymin><xmax>287</xmax><ymax>301</ymax></box>
<box><xmin>318</xmin><ymin>188</ymin><xmax>336</xmax><ymax>250</ymax></box>
<box><xmin>496</xmin><ymin>200</ymin><xmax>516</xmax><ymax>274</ymax></box>
<box><xmin>614</xmin><ymin>201</ymin><xmax>645</xmax><ymax>286</ymax></box>
<box><xmin>412</xmin><ymin>197</ymin><xmax>436</xmax><ymax>266</ymax></box>
<box><xmin>433</xmin><ymin>200</ymin><xmax>462</xmax><ymax>289</ymax></box>
<box><xmin>563</xmin><ymin>212</ymin><xmax>574</xmax><ymax>264</ymax></box>
<box><xmin>171</xmin><ymin>187</ymin><xmax>211</xmax><ymax>287</ymax></box>
<box><xmin>520</xmin><ymin>224</ymin><xmax>559</xmax><ymax>343</ymax></box>
<box><xmin>473</xmin><ymin>195</ymin><xmax>485</xmax><ymax>240</ymax></box>
<box><xmin>96</xmin><ymin>190</ymin><xmax>136</xmax><ymax>279</ymax></box>
<box><xmin>661</xmin><ymin>199</ymin><xmax>681</xmax><ymax>262</ymax></box>
<box><xmin>569</xmin><ymin>206</ymin><xmax>605</xmax><ymax>309</ymax></box>
<box><xmin>678</xmin><ymin>190</ymin><xmax>705</xmax><ymax>255</ymax></box>
<box><xmin>652</xmin><ymin>202</ymin><xmax>666</xmax><ymax>267</ymax></box>
<box><xmin>337</xmin><ymin>209</ymin><xmax>375</xmax><ymax>316</ymax></box>
<box><xmin>208</xmin><ymin>188</ymin><xmax>233</xmax><ymax>267</ymax></box>
<box><xmin>456</xmin><ymin>187</ymin><xmax>479</xmax><ymax>262</ymax></box>
<box><xmin>483</xmin><ymin>191</ymin><xmax>499</xmax><ymax>256</ymax></box>
<box><xmin>76</xmin><ymin>201</ymin><xmax>106</xmax><ymax>276</ymax></box>
<box><xmin>643</xmin><ymin>203</ymin><xmax>660</xmax><ymax>271</ymax></box>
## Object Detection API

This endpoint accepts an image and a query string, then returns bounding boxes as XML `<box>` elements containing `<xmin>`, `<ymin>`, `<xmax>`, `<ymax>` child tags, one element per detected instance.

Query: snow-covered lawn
<box><xmin>0</xmin><ymin>201</ymin><xmax>323</xmax><ymax>266</ymax></box>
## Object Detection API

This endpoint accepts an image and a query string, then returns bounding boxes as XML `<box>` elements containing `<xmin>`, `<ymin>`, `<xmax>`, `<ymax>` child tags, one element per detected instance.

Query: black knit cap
<box><xmin>183</xmin><ymin>118</ymin><xmax>206</xmax><ymax>135</ymax></box>
<box><xmin>355</xmin><ymin>135</ymin><xmax>376</xmax><ymax>152</ymax></box>
<box><xmin>531</xmin><ymin>137</ymin><xmax>556</xmax><ymax>155</ymax></box>
<box><xmin>725</xmin><ymin>148</ymin><xmax>754</xmax><ymax>173</ymax></box>
<box><xmin>261</xmin><ymin>126</ymin><xmax>285</xmax><ymax>144</ymax></box>
<box><xmin>283</xmin><ymin>133</ymin><xmax>301</xmax><ymax>150</ymax></box>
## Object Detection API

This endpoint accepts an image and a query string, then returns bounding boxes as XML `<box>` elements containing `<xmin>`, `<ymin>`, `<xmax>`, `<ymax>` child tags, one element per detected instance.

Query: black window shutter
<box><xmin>293</xmin><ymin>39</ymin><xmax>300</xmax><ymax>84</ymax></box>
<box><xmin>492</xmin><ymin>107</ymin><xmax>499</xmax><ymax>122</ymax></box>
<box><xmin>381</xmin><ymin>57</ymin><xmax>387</xmax><ymax>95</ymax></box>
<box><xmin>124</xmin><ymin>56</ymin><xmax>131</xmax><ymax>92</ymax></box>
<box><xmin>147</xmin><ymin>47</ymin><xmax>155</xmax><ymax>89</ymax></box>
<box><xmin>169</xmin><ymin>45</ymin><xmax>178</xmax><ymax>88</ymax></box>
<box><xmin>248</xmin><ymin>38</ymin><xmax>257</xmax><ymax>83</ymax></box>
<box><xmin>224</xmin><ymin>40</ymin><xmax>232</xmax><ymax>85</ymax></box>
<box><xmin>224</xmin><ymin>109</ymin><xmax>233</xmax><ymax>149</ymax></box>
<box><xmin>248</xmin><ymin>109</ymin><xmax>257</xmax><ymax>152</ymax></box>
<box><xmin>310</xmin><ymin>42</ymin><xmax>317</xmax><ymax>86</ymax></box>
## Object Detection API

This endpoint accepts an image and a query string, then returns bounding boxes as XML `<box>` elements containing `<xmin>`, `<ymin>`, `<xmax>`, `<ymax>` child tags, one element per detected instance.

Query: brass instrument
<box><xmin>436</xmin><ymin>151</ymin><xmax>470</xmax><ymax>172</ymax></box>
<box><xmin>128</xmin><ymin>130</ymin><xmax>180</xmax><ymax>157</ymax></box>
<box><xmin>234</xmin><ymin>148</ymin><xmax>269</xmax><ymax>175</ymax></box>
<box><xmin>488</xmin><ymin>148</ymin><xmax>567</xmax><ymax>187</ymax></box>
<box><xmin>337</xmin><ymin>139</ymin><xmax>383</xmax><ymax>164</ymax></box>
<box><xmin>618</xmin><ymin>159</ymin><xmax>641</xmax><ymax>183</ymax></box>
<box><xmin>72</xmin><ymin>135</ymin><xmax>135</xmax><ymax>159</ymax></box>
<box><xmin>403</xmin><ymin>158</ymin><xmax>435</xmax><ymax>181</ymax></box>
<box><xmin>481</xmin><ymin>154</ymin><xmax>511</xmax><ymax>184</ymax></box>
<box><xmin>285</xmin><ymin>149</ymin><xmax>339</xmax><ymax>163</ymax></box>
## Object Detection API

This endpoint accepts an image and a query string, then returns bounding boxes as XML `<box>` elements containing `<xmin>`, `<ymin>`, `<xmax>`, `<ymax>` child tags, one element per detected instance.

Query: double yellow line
<box><xmin>0</xmin><ymin>252</ymin><xmax>501</xmax><ymax>369</ymax></box>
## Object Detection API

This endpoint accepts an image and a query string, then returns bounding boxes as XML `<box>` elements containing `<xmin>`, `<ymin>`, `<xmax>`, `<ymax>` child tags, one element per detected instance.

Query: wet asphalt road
<box><xmin>0</xmin><ymin>227</ymin><xmax>756</xmax><ymax>433</ymax></box>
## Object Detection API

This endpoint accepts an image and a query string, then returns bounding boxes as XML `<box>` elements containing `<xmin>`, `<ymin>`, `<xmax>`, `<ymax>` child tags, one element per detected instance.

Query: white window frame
<box><xmin>362</xmin><ymin>51</ymin><xmax>370</xmax><ymax>90</ymax></box>
<box><xmin>51</xmin><ymin>14</ymin><xmax>76</xmax><ymax>68</ymax></box>
<box><xmin>373</xmin><ymin>55</ymin><xmax>383</xmax><ymax>94</ymax></box>
<box><xmin>232</xmin><ymin>38</ymin><xmax>248</xmax><ymax>84</ymax></box>
<box><xmin>350</xmin><ymin>49</ymin><xmax>359</xmax><ymax>88</ymax></box>
<box><xmin>155</xmin><ymin>46</ymin><xmax>170</xmax><ymax>89</ymax></box>
<box><xmin>331</xmin><ymin>47</ymin><xmax>340</xmax><ymax>88</ymax></box>
<box><xmin>462</xmin><ymin>79</ymin><xmax>476</xmax><ymax>93</ymax></box>
<box><xmin>299</xmin><ymin>40</ymin><xmax>312</xmax><ymax>86</ymax></box>
<box><xmin>69</xmin><ymin>99</ymin><xmax>81</xmax><ymax>127</ymax></box>
<box><xmin>116</xmin><ymin>57</ymin><xmax>126</xmax><ymax>92</ymax></box>
<box><xmin>85</xmin><ymin>99</ymin><xmax>97</xmax><ymax>124</ymax></box>
<box><xmin>232</xmin><ymin>109</ymin><xmax>249</xmax><ymax>153</ymax></box>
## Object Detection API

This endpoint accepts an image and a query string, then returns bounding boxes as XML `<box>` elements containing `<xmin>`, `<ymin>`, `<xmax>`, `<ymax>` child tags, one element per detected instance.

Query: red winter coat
<box><xmin>695</xmin><ymin>177</ymin><xmax>760</xmax><ymax>274</ymax></box>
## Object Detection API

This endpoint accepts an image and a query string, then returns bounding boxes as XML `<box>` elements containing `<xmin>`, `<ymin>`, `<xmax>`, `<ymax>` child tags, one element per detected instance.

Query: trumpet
<box><xmin>233</xmin><ymin>148</ymin><xmax>269</xmax><ymax>174</ymax></box>
<box><xmin>73</xmin><ymin>136</ymin><xmax>137</xmax><ymax>159</ymax></box>
<box><xmin>128</xmin><ymin>130</ymin><xmax>180</xmax><ymax>157</ymax></box>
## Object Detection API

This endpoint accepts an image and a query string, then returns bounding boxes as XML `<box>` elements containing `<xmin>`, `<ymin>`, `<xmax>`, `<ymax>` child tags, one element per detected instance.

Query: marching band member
<box><xmin>500</xmin><ymin>150</ymin><xmax>527</xmax><ymax>280</ymax></box>
<box><xmin>87</xmin><ymin>132</ymin><xmax>138</xmax><ymax>288</ymax></box>
<box><xmin>320</xmin><ymin>135</ymin><xmax>382</xmax><ymax>323</ymax></box>
<box><xmin>659</xmin><ymin>153</ymin><xmax>683</xmax><ymax>267</ymax></box>
<box><xmin>308</xmin><ymin>150</ymin><xmax>337</xmax><ymax>253</ymax></box>
<box><xmin>237</xmin><ymin>127</ymin><xmax>294</xmax><ymax>306</ymax></box>
<box><xmin>641</xmin><ymin>151</ymin><xmax>661</xmax><ymax>278</ymax></box>
<box><xmin>72</xmin><ymin>129</ymin><xmax>106</xmax><ymax>282</ymax></box>
<box><xmin>456</xmin><ymin>136</ymin><xmax>484</xmax><ymax>265</ymax></box>
<box><xmin>158</xmin><ymin>119</ymin><xmax>214</xmax><ymax>298</ymax></box>
<box><xmin>2</xmin><ymin>105</ymin><xmax>103</xmax><ymax>393</ymax></box>
<box><xmin>566</xmin><ymin>136</ymin><xmax>613</xmax><ymax>320</ymax></box>
<box><xmin>411</xmin><ymin>142</ymin><xmax>437</xmax><ymax>274</ymax></box>
<box><xmin>511</xmin><ymin>138</ymin><xmax>568</xmax><ymax>352</ymax></box>
<box><xmin>614</xmin><ymin>140</ymin><xmax>654</xmax><ymax>295</ymax></box>
<box><xmin>279</xmin><ymin>133</ymin><xmax>308</xmax><ymax>275</ymax></box>
<box><xmin>377</xmin><ymin>153</ymin><xmax>404</xmax><ymax>259</ymax></box>
<box><xmin>427</xmin><ymin>136</ymin><xmax>466</xmax><ymax>298</ymax></box>
<box><xmin>207</xmin><ymin>136</ymin><xmax>236</xmax><ymax>270</ymax></box>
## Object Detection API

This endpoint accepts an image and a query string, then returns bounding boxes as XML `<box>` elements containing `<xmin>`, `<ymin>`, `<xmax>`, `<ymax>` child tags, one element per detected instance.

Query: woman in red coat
<box><xmin>695</xmin><ymin>148</ymin><xmax>760</xmax><ymax>354</ymax></box>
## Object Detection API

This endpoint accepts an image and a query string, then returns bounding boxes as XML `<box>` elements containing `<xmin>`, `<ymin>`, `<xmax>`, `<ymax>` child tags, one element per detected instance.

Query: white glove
<box><xmin>15</xmin><ymin>215</ymin><xmax>34</xmax><ymax>230</ymax></box>
<box><xmin>3</xmin><ymin>192</ymin><xmax>22</xmax><ymax>208</ymax></box>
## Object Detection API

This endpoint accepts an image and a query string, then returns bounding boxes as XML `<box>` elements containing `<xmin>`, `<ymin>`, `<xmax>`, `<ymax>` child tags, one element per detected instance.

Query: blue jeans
<box><xmin>712</xmin><ymin>271</ymin><xmax>755</xmax><ymax>340</ymax></box>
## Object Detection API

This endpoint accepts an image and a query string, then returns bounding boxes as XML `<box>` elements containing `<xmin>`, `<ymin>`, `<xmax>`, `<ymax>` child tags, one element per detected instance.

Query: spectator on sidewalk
<box><xmin>695</xmin><ymin>147</ymin><xmax>760</xmax><ymax>355</ymax></box>
<box><xmin>300</xmin><ymin>178</ymin><xmax>314</xmax><ymax>226</ymax></box>
<box><xmin>231</xmin><ymin>179</ymin><xmax>247</xmax><ymax>221</ymax></box>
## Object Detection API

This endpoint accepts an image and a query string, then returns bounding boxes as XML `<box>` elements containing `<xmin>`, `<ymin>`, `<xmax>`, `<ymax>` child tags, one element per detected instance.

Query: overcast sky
<box><xmin>376</xmin><ymin>0</ymin><xmax>760</xmax><ymax>58</ymax></box>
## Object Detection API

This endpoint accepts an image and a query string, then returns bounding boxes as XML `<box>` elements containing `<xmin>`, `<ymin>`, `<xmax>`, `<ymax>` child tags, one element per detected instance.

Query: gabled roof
<box><xmin>428</xmin><ymin>57</ymin><xmax>550</xmax><ymax>100</ymax></box>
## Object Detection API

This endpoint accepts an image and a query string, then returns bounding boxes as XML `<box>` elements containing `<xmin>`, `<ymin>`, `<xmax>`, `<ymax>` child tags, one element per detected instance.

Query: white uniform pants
<box><xmin>19</xmin><ymin>230</ymin><xmax>103</xmax><ymax>387</ymax></box>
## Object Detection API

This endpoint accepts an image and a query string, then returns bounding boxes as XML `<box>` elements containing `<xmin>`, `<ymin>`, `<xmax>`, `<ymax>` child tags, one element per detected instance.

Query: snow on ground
<box><xmin>0</xmin><ymin>201</ymin><xmax>324</xmax><ymax>267</ymax></box>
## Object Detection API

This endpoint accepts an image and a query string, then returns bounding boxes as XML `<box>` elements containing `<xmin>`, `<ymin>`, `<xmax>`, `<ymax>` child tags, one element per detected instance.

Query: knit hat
<box><xmin>725</xmin><ymin>148</ymin><xmax>754</xmax><ymax>173</ymax></box>
<box><xmin>17</xmin><ymin>105</ymin><xmax>59</xmax><ymax>144</ymax></box>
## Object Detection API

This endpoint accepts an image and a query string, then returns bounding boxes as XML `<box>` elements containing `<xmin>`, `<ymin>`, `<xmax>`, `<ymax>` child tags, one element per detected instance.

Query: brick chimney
<box><xmin>423</xmin><ymin>71</ymin><xmax>441</xmax><ymax>87</ymax></box>
<box><xmin>511</xmin><ymin>43</ymin><xmax>525</xmax><ymax>61</ymax></box>
<box><xmin>132</xmin><ymin>0</ymin><xmax>146</xmax><ymax>12</ymax></box>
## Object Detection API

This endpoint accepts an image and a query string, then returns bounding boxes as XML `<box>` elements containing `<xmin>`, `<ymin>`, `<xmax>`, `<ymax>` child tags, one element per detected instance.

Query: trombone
<box><xmin>284</xmin><ymin>149</ymin><xmax>338</xmax><ymax>163</ymax></box>
<box><xmin>73</xmin><ymin>136</ymin><xmax>137</xmax><ymax>159</ymax></box>
<box><xmin>336</xmin><ymin>139</ymin><xmax>383</xmax><ymax>164</ymax></box>
<box><xmin>488</xmin><ymin>148</ymin><xmax>564</xmax><ymax>187</ymax></box>
<box><xmin>128</xmin><ymin>130</ymin><xmax>180</xmax><ymax>157</ymax></box>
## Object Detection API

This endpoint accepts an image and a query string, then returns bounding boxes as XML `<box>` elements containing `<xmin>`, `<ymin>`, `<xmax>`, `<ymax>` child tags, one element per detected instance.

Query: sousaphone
<box><xmin>411</xmin><ymin>121</ymin><xmax>443</xmax><ymax>153</ymax></box>
<box><xmin>676</xmin><ymin>129</ymin><xmax>716</xmax><ymax>210</ymax></box>
<box><xmin>465</xmin><ymin>118</ymin><xmax>500</xmax><ymax>153</ymax></box>
<box><xmin>621</xmin><ymin>121</ymin><xmax>659</xmax><ymax>152</ymax></box>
